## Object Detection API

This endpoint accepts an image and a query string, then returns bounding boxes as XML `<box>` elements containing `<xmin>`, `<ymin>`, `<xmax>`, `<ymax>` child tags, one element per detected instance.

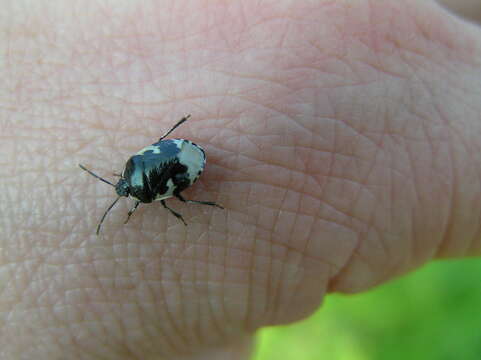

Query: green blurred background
<box><xmin>252</xmin><ymin>258</ymin><xmax>481</xmax><ymax>360</ymax></box>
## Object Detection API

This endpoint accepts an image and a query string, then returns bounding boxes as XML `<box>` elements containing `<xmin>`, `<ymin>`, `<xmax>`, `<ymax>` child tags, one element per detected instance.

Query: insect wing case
<box><xmin>123</xmin><ymin>139</ymin><xmax>185</xmax><ymax>203</ymax></box>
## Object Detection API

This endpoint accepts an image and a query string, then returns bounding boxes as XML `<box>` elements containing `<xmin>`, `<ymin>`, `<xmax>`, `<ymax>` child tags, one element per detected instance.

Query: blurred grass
<box><xmin>252</xmin><ymin>258</ymin><xmax>481</xmax><ymax>360</ymax></box>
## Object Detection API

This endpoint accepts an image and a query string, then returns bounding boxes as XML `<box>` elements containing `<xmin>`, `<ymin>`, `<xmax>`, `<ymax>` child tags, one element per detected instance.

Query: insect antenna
<box><xmin>159</xmin><ymin>114</ymin><xmax>191</xmax><ymax>141</ymax></box>
<box><xmin>79</xmin><ymin>164</ymin><xmax>115</xmax><ymax>187</ymax></box>
<box><xmin>96</xmin><ymin>196</ymin><xmax>121</xmax><ymax>235</ymax></box>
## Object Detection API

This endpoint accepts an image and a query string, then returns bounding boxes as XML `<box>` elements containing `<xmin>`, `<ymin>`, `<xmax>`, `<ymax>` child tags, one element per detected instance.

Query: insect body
<box><xmin>79</xmin><ymin>115</ymin><xmax>223</xmax><ymax>234</ymax></box>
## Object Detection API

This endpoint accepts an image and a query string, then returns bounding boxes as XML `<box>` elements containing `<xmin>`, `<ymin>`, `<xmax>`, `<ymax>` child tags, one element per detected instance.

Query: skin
<box><xmin>1</xmin><ymin>0</ymin><xmax>480</xmax><ymax>359</ymax></box>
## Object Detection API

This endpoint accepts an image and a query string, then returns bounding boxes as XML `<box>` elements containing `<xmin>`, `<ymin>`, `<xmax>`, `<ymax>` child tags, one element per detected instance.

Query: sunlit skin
<box><xmin>1</xmin><ymin>0</ymin><xmax>481</xmax><ymax>359</ymax></box>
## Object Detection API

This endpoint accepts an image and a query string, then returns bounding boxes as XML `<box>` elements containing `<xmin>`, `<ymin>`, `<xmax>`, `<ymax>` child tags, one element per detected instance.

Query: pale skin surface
<box><xmin>1</xmin><ymin>0</ymin><xmax>481</xmax><ymax>359</ymax></box>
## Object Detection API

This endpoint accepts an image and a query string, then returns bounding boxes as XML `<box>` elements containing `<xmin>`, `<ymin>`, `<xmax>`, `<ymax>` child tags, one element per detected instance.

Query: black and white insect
<box><xmin>79</xmin><ymin>115</ymin><xmax>223</xmax><ymax>234</ymax></box>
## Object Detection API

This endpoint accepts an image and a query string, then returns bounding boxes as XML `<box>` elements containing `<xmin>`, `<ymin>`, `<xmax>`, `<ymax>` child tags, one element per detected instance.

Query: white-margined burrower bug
<box><xmin>79</xmin><ymin>115</ymin><xmax>223</xmax><ymax>234</ymax></box>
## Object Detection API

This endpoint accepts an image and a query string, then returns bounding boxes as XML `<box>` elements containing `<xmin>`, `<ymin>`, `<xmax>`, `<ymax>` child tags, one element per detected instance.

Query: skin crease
<box><xmin>1</xmin><ymin>0</ymin><xmax>481</xmax><ymax>359</ymax></box>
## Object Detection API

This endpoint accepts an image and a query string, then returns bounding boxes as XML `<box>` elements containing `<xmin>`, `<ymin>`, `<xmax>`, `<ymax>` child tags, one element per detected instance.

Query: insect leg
<box><xmin>124</xmin><ymin>201</ymin><xmax>141</xmax><ymax>224</ymax></box>
<box><xmin>159</xmin><ymin>114</ymin><xmax>191</xmax><ymax>141</ymax></box>
<box><xmin>161</xmin><ymin>200</ymin><xmax>187</xmax><ymax>225</ymax></box>
<box><xmin>175</xmin><ymin>193</ymin><xmax>224</xmax><ymax>209</ymax></box>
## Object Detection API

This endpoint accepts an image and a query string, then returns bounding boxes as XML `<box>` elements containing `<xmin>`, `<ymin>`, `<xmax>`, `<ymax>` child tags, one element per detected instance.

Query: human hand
<box><xmin>1</xmin><ymin>1</ymin><xmax>480</xmax><ymax>359</ymax></box>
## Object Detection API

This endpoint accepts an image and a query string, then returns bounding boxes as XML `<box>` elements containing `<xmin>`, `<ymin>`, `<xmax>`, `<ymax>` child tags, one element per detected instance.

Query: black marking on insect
<box><xmin>79</xmin><ymin>115</ymin><xmax>223</xmax><ymax>234</ymax></box>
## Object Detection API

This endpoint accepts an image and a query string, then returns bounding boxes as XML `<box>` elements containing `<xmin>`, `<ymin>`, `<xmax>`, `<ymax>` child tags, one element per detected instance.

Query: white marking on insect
<box><xmin>154</xmin><ymin>179</ymin><xmax>176</xmax><ymax>201</ymax></box>
<box><xmin>177</xmin><ymin>140</ymin><xmax>205</xmax><ymax>185</ymax></box>
<box><xmin>136</xmin><ymin>145</ymin><xmax>161</xmax><ymax>155</ymax></box>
